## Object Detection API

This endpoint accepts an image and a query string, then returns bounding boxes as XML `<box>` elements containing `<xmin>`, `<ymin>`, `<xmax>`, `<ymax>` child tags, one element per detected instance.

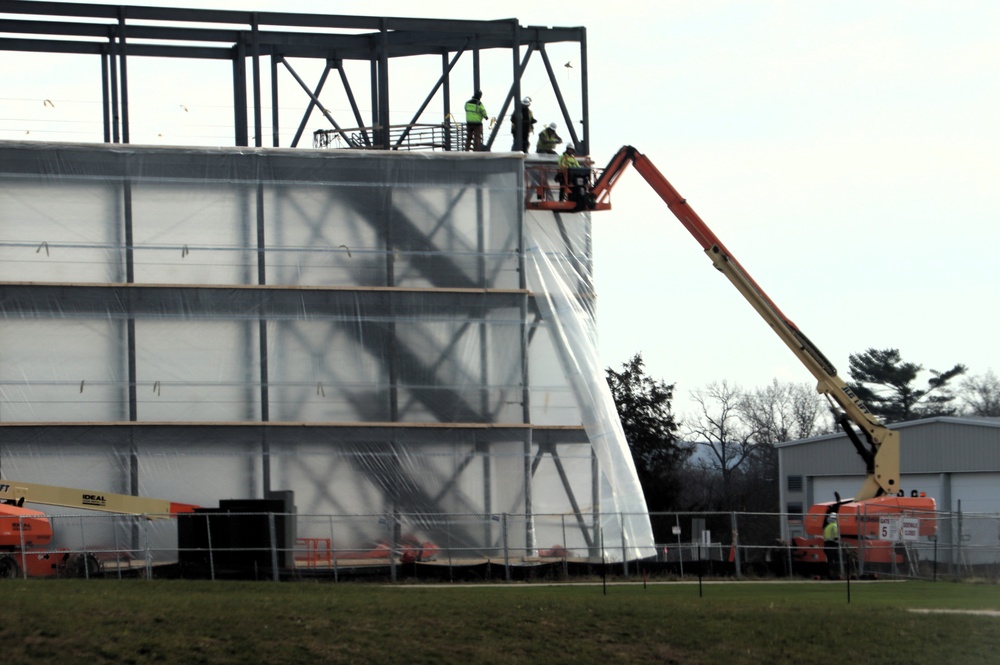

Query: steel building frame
<box><xmin>0</xmin><ymin>1</ymin><xmax>590</xmax><ymax>153</ymax></box>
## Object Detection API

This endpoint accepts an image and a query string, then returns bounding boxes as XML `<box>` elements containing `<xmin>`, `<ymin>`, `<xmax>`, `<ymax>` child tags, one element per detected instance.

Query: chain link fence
<box><xmin>2</xmin><ymin>509</ymin><xmax>997</xmax><ymax>582</ymax></box>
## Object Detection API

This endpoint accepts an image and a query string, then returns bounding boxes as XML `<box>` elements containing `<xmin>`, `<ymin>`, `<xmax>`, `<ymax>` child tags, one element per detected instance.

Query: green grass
<box><xmin>0</xmin><ymin>579</ymin><xmax>997</xmax><ymax>664</ymax></box>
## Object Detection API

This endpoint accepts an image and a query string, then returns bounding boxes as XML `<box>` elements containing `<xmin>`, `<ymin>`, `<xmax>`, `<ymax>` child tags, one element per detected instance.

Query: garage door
<box><xmin>951</xmin><ymin>473</ymin><xmax>1000</xmax><ymax>513</ymax></box>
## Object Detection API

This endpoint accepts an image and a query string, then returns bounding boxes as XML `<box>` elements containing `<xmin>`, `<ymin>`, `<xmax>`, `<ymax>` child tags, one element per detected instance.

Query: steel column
<box><xmin>579</xmin><ymin>28</ymin><xmax>590</xmax><ymax>155</ymax></box>
<box><xmin>377</xmin><ymin>19</ymin><xmax>390</xmax><ymax>149</ymax></box>
<box><xmin>233</xmin><ymin>40</ymin><xmax>249</xmax><ymax>146</ymax></box>
<box><xmin>270</xmin><ymin>54</ymin><xmax>279</xmax><ymax>147</ymax></box>
<box><xmin>116</xmin><ymin>12</ymin><xmax>130</xmax><ymax>143</ymax></box>
<box><xmin>251</xmin><ymin>15</ymin><xmax>262</xmax><ymax>148</ymax></box>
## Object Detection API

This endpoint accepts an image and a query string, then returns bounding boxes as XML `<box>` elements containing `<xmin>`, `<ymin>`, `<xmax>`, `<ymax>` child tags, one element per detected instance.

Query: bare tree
<box><xmin>736</xmin><ymin>380</ymin><xmax>834</xmax><ymax>512</ymax></box>
<box><xmin>739</xmin><ymin>379</ymin><xmax>833</xmax><ymax>445</ymax></box>
<box><xmin>679</xmin><ymin>380</ymin><xmax>832</xmax><ymax>512</ymax></box>
<box><xmin>674</xmin><ymin>459</ymin><xmax>721</xmax><ymax>512</ymax></box>
<box><xmin>683</xmin><ymin>381</ymin><xmax>758</xmax><ymax>510</ymax></box>
<box><xmin>960</xmin><ymin>370</ymin><xmax>1000</xmax><ymax>417</ymax></box>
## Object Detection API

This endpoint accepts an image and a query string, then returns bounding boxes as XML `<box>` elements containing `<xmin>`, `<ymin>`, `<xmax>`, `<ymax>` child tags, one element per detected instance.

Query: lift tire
<box><xmin>0</xmin><ymin>555</ymin><xmax>20</xmax><ymax>579</ymax></box>
<box><xmin>66</xmin><ymin>553</ymin><xmax>101</xmax><ymax>579</ymax></box>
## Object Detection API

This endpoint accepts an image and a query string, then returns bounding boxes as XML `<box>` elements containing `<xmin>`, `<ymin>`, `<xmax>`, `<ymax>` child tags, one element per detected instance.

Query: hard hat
<box><xmin>548</xmin><ymin>122</ymin><xmax>557</xmax><ymax>130</ymax></box>
<box><xmin>565</xmin><ymin>144</ymin><xmax>575</xmax><ymax>151</ymax></box>
<box><xmin>522</xmin><ymin>96</ymin><xmax>531</xmax><ymax>105</ymax></box>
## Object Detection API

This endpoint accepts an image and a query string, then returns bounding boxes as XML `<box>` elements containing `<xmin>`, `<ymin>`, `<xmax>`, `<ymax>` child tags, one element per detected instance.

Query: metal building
<box><xmin>778</xmin><ymin>416</ymin><xmax>1000</xmax><ymax>557</ymax></box>
<box><xmin>0</xmin><ymin>3</ymin><xmax>652</xmax><ymax>564</ymax></box>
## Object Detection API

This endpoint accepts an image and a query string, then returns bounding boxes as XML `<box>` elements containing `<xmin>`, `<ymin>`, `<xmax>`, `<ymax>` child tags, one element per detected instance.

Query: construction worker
<box><xmin>557</xmin><ymin>144</ymin><xmax>581</xmax><ymax>201</ymax></box>
<box><xmin>510</xmin><ymin>96</ymin><xmax>536</xmax><ymax>153</ymax></box>
<box><xmin>823</xmin><ymin>513</ymin><xmax>840</xmax><ymax>578</ymax></box>
<box><xmin>464</xmin><ymin>90</ymin><xmax>488</xmax><ymax>151</ymax></box>
<box><xmin>558</xmin><ymin>143</ymin><xmax>580</xmax><ymax>169</ymax></box>
<box><xmin>536</xmin><ymin>122</ymin><xmax>562</xmax><ymax>154</ymax></box>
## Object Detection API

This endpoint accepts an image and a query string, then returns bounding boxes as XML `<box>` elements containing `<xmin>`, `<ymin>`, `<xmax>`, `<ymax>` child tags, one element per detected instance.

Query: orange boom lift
<box><xmin>528</xmin><ymin>146</ymin><xmax>936</xmax><ymax>569</ymax></box>
<box><xmin>0</xmin><ymin>480</ymin><xmax>197</xmax><ymax>578</ymax></box>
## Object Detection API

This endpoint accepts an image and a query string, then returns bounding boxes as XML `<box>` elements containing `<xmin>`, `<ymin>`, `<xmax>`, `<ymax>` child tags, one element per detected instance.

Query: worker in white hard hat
<box><xmin>556</xmin><ymin>143</ymin><xmax>581</xmax><ymax>201</ymax></box>
<box><xmin>823</xmin><ymin>512</ymin><xmax>841</xmax><ymax>579</ymax></box>
<box><xmin>536</xmin><ymin>122</ymin><xmax>563</xmax><ymax>154</ymax></box>
<box><xmin>559</xmin><ymin>143</ymin><xmax>579</xmax><ymax>169</ymax></box>
<box><xmin>510</xmin><ymin>96</ymin><xmax>537</xmax><ymax>153</ymax></box>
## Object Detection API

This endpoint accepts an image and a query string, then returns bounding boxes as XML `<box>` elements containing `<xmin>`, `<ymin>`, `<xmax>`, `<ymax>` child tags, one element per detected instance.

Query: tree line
<box><xmin>606</xmin><ymin>348</ymin><xmax>994</xmax><ymax>516</ymax></box>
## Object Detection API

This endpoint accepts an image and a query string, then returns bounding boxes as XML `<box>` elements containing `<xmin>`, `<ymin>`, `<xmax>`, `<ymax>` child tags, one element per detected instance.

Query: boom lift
<box><xmin>0</xmin><ymin>480</ymin><xmax>197</xmax><ymax>578</ymax></box>
<box><xmin>529</xmin><ymin>146</ymin><xmax>935</xmax><ymax>568</ymax></box>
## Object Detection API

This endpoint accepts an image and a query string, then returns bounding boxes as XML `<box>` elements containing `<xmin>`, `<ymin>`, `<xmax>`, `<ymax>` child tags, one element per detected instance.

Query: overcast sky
<box><xmin>4</xmin><ymin>0</ymin><xmax>999</xmax><ymax>420</ymax></box>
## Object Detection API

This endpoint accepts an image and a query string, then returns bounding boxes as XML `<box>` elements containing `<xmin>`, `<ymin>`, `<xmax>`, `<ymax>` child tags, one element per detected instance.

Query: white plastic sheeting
<box><xmin>0</xmin><ymin>141</ymin><xmax>653</xmax><ymax>562</ymax></box>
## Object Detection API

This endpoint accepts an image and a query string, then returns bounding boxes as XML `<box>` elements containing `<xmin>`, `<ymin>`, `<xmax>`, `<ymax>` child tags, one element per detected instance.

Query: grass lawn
<box><xmin>1</xmin><ymin>579</ymin><xmax>997</xmax><ymax>664</ymax></box>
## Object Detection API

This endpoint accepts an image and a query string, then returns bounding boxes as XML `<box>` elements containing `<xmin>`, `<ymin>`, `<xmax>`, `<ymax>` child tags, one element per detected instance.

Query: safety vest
<box><xmin>824</xmin><ymin>522</ymin><xmax>839</xmax><ymax>542</ymax></box>
<box><xmin>536</xmin><ymin>128</ymin><xmax>561</xmax><ymax>153</ymax></box>
<box><xmin>465</xmin><ymin>99</ymin><xmax>487</xmax><ymax>124</ymax></box>
<box><xmin>559</xmin><ymin>152</ymin><xmax>580</xmax><ymax>169</ymax></box>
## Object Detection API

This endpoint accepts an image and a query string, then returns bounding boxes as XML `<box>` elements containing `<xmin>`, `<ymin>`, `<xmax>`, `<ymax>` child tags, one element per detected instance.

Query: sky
<box><xmin>3</xmin><ymin>0</ymin><xmax>999</xmax><ymax>420</ymax></box>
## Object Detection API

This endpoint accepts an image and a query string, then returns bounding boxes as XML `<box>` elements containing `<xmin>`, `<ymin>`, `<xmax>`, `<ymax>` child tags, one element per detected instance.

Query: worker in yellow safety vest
<box><xmin>536</xmin><ymin>122</ymin><xmax>563</xmax><ymax>154</ymax></box>
<box><xmin>464</xmin><ymin>90</ymin><xmax>488</xmax><ymax>151</ymax></box>
<box><xmin>556</xmin><ymin>144</ymin><xmax>581</xmax><ymax>201</ymax></box>
<box><xmin>823</xmin><ymin>513</ymin><xmax>840</xmax><ymax>579</ymax></box>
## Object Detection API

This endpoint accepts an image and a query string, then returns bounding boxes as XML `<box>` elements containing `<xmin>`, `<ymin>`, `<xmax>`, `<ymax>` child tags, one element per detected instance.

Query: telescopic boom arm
<box><xmin>0</xmin><ymin>480</ymin><xmax>198</xmax><ymax>518</ymax></box>
<box><xmin>591</xmin><ymin>146</ymin><xmax>899</xmax><ymax>500</ymax></box>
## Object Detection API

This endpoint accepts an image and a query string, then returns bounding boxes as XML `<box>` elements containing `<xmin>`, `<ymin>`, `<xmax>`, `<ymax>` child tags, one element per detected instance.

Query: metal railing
<box><xmin>312</xmin><ymin>123</ymin><xmax>467</xmax><ymax>152</ymax></box>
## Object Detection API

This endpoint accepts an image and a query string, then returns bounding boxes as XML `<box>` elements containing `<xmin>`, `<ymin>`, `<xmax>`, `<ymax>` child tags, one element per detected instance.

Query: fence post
<box><xmin>859</xmin><ymin>503</ymin><xmax>867</xmax><ymax>578</ymax></box>
<box><xmin>619</xmin><ymin>513</ymin><xmax>628</xmax><ymax>577</ymax></box>
<box><xmin>328</xmin><ymin>515</ymin><xmax>338</xmax><ymax>583</ymax></box>
<box><xmin>206</xmin><ymin>512</ymin><xmax>215</xmax><ymax>581</ymax></box>
<box><xmin>561</xmin><ymin>514</ymin><xmax>568</xmax><ymax>578</ymax></box>
<box><xmin>78</xmin><ymin>515</ymin><xmax>89</xmax><ymax>579</ymax></box>
<box><xmin>387</xmin><ymin>513</ymin><xmax>397</xmax><ymax>583</ymax></box>
<box><xmin>955</xmin><ymin>500</ymin><xmax>963</xmax><ymax>582</ymax></box>
<box><xmin>730</xmin><ymin>512</ymin><xmax>741</xmax><ymax>579</ymax></box>
<box><xmin>268</xmin><ymin>512</ymin><xmax>280</xmax><ymax>582</ymax></box>
<box><xmin>502</xmin><ymin>513</ymin><xmax>510</xmax><ymax>582</ymax></box>
<box><xmin>445</xmin><ymin>515</ymin><xmax>453</xmax><ymax>583</ymax></box>
<box><xmin>600</xmin><ymin>523</ymin><xmax>606</xmax><ymax>592</ymax></box>
<box><xmin>675</xmin><ymin>513</ymin><xmax>684</xmax><ymax>578</ymax></box>
<box><xmin>18</xmin><ymin>515</ymin><xmax>27</xmax><ymax>579</ymax></box>
<box><xmin>113</xmin><ymin>517</ymin><xmax>122</xmax><ymax>580</ymax></box>
<box><xmin>948</xmin><ymin>507</ymin><xmax>956</xmax><ymax>578</ymax></box>
<box><xmin>932</xmin><ymin>531</ymin><xmax>938</xmax><ymax>582</ymax></box>
<box><xmin>143</xmin><ymin>517</ymin><xmax>152</xmax><ymax>579</ymax></box>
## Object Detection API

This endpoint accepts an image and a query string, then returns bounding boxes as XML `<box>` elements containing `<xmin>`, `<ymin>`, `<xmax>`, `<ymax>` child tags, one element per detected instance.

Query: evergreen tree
<box><xmin>846</xmin><ymin>348</ymin><xmax>966</xmax><ymax>422</ymax></box>
<box><xmin>606</xmin><ymin>353</ymin><xmax>692</xmax><ymax>512</ymax></box>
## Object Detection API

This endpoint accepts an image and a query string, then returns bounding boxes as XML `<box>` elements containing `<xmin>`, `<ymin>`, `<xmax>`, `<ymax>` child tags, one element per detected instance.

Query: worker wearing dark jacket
<box><xmin>464</xmin><ymin>91</ymin><xmax>488</xmax><ymax>151</ymax></box>
<box><xmin>510</xmin><ymin>97</ymin><xmax>536</xmax><ymax>153</ymax></box>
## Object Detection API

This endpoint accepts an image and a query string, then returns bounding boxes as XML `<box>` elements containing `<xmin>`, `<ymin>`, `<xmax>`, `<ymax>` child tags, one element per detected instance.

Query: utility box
<box><xmin>178</xmin><ymin>493</ymin><xmax>296</xmax><ymax>578</ymax></box>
